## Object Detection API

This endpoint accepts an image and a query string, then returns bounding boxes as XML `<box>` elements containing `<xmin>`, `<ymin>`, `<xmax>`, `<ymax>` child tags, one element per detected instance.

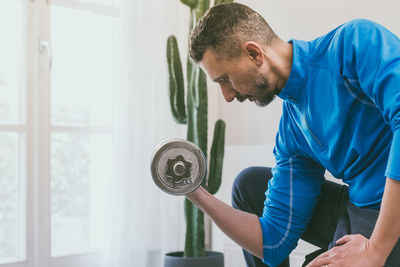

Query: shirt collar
<box><xmin>278</xmin><ymin>39</ymin><xmax>310</xmax><ymax>103</ymax></box>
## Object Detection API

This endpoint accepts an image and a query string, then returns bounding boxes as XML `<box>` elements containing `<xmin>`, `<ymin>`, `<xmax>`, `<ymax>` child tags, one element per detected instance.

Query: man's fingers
<box><xmin>305</xmin><ymin>250</ymin><xmax>332</xmax><ymax>267</ymax></box>
<box><xmin>315</xmin><ymin>251</ymin><xmax>331</xmax><ymax>259</ymax></box>
<box><xmin>336</xmin><ymin>234</ymin><xmax>352</xmax><ymax>245</ymax></box>
<box><xmin>305</xmin><ymin>254</ymin><xmax>332</xmax><ymax>267</ymax></box>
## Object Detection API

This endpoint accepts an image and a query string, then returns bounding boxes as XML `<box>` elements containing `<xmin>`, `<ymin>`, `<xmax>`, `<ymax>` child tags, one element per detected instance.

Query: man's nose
<box><xmin>220</xmin><ymin>84</ymin><xmax>236</xmax><ymax>102</ymax></box>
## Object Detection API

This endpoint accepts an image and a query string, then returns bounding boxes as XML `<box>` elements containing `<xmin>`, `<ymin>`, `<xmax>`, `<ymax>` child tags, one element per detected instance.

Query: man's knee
<box><xmin>232</xmin><ymin>167</ymin><xmax>257</xmax><ymax>192</ymax></box>
<box><xmin>231</xmin><ymin>166</ymin><xmax>272</xmax><ymax>211</ymax></box>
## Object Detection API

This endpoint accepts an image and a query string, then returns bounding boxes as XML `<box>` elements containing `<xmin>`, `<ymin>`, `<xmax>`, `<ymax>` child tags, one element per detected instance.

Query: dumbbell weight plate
<box><xmin>150</xmin><ymin>138</ymin><xmax>207</xmax><ymax>196</ymax></box>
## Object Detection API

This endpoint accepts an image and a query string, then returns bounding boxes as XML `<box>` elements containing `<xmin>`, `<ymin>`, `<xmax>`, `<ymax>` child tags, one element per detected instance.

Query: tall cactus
<box><xmin>167</xmin><ymin>0</ymin><xmax>232</xmax><ymax>258</ymax></box>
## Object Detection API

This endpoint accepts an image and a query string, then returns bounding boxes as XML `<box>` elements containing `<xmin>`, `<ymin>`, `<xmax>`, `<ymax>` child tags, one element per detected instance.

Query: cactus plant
<box><xmin>167</xmin><ymin>0</ymin><xmax>233</xmax><ymax>258</ymax></box>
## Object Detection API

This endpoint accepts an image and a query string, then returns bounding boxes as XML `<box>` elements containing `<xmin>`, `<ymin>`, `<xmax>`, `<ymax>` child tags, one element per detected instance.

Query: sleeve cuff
<box><xmin>258</xmin><ymin>217</ymin><xmax>292</xmax><ymax>267</ymax></box>
<box><xmin>385</xmin><ymin>129</ymin><xmax>400</xmax><ymax>180</ymax></box>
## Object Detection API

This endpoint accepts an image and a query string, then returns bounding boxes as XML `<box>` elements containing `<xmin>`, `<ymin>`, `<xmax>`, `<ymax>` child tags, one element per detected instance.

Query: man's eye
<box><xmin>220</xmin><ymin>77</ymin><xmax>230</xmax><ymax>83</ymax></box>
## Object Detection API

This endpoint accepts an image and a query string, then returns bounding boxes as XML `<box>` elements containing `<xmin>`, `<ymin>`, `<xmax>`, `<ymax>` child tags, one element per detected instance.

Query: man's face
<box><xmin>200</xmin><ymin>48</ymin><xmax>280</xmax><ymax>107</ymax></box>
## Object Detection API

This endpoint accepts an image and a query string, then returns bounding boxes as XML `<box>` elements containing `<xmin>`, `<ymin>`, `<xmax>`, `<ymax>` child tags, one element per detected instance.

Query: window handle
<box><xmin>39</xmin><ymin>40</ymin><xmax>52</xmax><ymax>70</ymax></box>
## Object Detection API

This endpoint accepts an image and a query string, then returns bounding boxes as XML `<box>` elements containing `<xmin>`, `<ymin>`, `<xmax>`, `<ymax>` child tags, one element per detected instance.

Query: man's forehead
<box><xmin>199</xmin><ymin>49</ymin><xmax>219</xmax><ymax>80</ymax></box>
<box><xmin>201</xmin><ymin>49</ymin><xmax>218</xmax><ymax>66</ymax></box>
<box><xmin>202</xmin><ymin>48</ymin><xmax>227</xmax><ymax>64</ymax></box>
<box><xmin>200</xmin><ymin>49</ymin><xmax>229</xmax><ymax>81</ymax></box>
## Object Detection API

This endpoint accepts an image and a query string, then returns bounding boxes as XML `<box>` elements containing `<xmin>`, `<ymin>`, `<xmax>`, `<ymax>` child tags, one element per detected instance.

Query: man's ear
<box><xmin>243</xmin><ymin>41</ymin><xmax>263</xmax><ymax>66</ymax></box>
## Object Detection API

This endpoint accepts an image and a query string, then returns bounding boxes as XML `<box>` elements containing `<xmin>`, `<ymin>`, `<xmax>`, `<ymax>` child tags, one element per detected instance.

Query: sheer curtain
<box><xmin>103</xmin><ymin>0</ymin><xmax>188</xmax><ymax>266</ymax></box>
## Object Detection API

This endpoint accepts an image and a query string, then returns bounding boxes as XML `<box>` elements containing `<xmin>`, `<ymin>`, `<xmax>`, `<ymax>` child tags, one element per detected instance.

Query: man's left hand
<box><xmin>305</xmin><ymin>234</ymin><xmax>384</xmax><ymax>267</ymax></box>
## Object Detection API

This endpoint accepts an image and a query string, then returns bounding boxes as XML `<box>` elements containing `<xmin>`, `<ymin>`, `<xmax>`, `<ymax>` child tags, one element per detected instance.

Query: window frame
<box><xmin>0</xmin><ymin>0</ymin><xmax>119</xmax><ymax>266</ymax></box>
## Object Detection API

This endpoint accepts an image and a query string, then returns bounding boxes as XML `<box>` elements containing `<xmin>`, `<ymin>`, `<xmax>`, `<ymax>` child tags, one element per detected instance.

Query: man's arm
<box><xmin>187</xmin><ymin>186</ymin><xmax>264</xmax><ymax>258</ymax></box>
<box><xmin>370</xmin><ymin>177</ymin><xmax>400</xmax><ymax>263</ymax></box>
<box><xmin>307</xmin><ymin>177</ymin><xmax>400</xmax><ymax>267</ymax></box>
<box><xmin>187</xmin><ymin>151</ymin><xmax>325</xmax><ymax>266</ymax></box>
<box><xmin>187</xmin><ymin>111</ymin><xmax>325</xmax><ymax>266</ymax></box>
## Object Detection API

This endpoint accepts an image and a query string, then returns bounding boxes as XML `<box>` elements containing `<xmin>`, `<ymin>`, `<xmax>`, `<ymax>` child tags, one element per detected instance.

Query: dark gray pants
<box><xmin>231</xmin><ymin>167</ymin><xmax>400</xmax><ymax>267</ymax></box>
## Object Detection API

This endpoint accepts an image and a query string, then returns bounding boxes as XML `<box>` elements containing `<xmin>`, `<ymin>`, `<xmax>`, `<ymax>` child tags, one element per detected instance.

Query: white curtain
<box><xmin>103</xmin><ymin>0</ymin><xmax>189</xmax><ymax>266</ymax></box>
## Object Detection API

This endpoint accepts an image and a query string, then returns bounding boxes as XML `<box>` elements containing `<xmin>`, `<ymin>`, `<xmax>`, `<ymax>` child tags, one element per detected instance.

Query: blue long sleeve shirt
<box><xmin>260</xmin><ymin>19</ymin><xmax>400</xmax><ymax>266</ymax></box>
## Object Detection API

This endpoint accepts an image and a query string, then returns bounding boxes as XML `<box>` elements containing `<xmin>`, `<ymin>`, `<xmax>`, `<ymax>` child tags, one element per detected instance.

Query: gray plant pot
<box><xmin>164</xmin><ymin>251</ymin><xmax>224</xmax><ymax>267</ymax></box>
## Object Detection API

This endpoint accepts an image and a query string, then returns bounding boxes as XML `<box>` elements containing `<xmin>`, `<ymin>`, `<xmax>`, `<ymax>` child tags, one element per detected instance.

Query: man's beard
<box><xmin>237</xmin><ymin>70</ymin><xmax>281</xmax><ymax>107</ymax></box>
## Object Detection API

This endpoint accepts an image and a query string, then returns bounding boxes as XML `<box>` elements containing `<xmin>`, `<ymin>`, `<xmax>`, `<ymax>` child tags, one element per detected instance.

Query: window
<box><xmin>0</xmin><ymin>0</ymin><xmax>26</xmax><ymax>264</ymax></box>
<box><xmin>0</xmin><ymin>0</ymin><xmax>120</xmax><ymax>266</ymax></box>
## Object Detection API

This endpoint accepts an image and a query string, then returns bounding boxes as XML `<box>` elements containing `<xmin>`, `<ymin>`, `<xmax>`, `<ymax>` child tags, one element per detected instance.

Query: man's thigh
<box><xmin>301</xmin><ymin>180</ymin><xmax>349</xmax><ymax>250</ymax></box>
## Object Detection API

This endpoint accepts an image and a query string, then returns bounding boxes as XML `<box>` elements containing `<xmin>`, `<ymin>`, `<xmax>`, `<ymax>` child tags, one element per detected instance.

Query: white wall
<box><xmin>215</xmin><ymin>0</ymin><xmax>400</xmax><ymax>146</ymax></box>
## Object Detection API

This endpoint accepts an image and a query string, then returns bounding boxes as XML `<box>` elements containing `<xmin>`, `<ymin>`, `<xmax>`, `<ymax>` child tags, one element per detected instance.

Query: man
<box><xmin>185</xmin><ymin>3</ymin><xmax>400</xmax><ymax>267</ymax></box>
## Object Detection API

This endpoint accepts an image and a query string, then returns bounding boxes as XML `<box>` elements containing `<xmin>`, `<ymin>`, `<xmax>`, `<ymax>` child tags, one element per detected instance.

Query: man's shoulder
<box><xmin>343</xmin><ymin>18</ymin><xmax>378</xmax><ymax>28</ymax></box>
<box><xmin>307</xmin><ymin>19</ymin><xmax>382</xmax><ymax>64</ymax></box>
<box><xmin>340</xmin><ymin>19</ymin><xmax>381</xmax><ymax>35</ymax></box>
<box><xmin>313</xmin><ymin>19</ymin><xmax>379</xmax><ymax>44</ymax></box>
<box><xmin>311</xmin><ymin>19</ymin><xmax>379</xmax><ymax>42</ymax></box>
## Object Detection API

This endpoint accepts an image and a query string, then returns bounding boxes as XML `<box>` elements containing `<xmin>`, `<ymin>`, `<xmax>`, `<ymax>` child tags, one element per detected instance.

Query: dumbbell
<box><xmin>150</xmin><ymin>138</ymin><xmax>206</xmax><ymax>196</ymax></box>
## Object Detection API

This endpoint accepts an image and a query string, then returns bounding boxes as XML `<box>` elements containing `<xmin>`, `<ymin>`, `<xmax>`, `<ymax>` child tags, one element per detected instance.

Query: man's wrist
<box><xmin>186</xmin><ymin>186</ymin><xmax>206</xmax><ymax>202</ymax></box>
<box><xmin>367</xmin><ymin>238</ymin><xmax>390</xmax><ymax>266</ymax></box>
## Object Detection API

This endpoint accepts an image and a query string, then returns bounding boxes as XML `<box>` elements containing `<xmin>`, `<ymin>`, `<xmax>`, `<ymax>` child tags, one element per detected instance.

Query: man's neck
<box><xmin>265</xmin><ymin>40</ymin><xmax>294</xmax><ymax>91</ymax></box>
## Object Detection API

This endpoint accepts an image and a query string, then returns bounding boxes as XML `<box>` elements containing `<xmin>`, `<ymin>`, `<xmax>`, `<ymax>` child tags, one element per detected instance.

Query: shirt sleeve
<box><xmin>340</xmin><ymin>19</ymin><xmax>400</xmax><ymax>180</ymax></box>
<box><xmin>259</xmin><ymin>110</ymin><xmax>325</xmax><ymax>266</ymax></box>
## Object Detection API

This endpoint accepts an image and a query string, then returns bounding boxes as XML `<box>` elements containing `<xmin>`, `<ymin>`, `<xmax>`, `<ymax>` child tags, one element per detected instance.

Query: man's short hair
<box><xmin>189</xmin><ymin>3</ymin><xmax>278</xmax><ymax>63</ymax></box>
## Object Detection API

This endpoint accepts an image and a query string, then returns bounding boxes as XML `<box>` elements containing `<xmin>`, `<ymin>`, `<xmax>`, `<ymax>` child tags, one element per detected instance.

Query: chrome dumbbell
<box><xmin>150</xmin><ymin>138</ymin><xmax>206</xmax><ymax>195</ymax></box>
